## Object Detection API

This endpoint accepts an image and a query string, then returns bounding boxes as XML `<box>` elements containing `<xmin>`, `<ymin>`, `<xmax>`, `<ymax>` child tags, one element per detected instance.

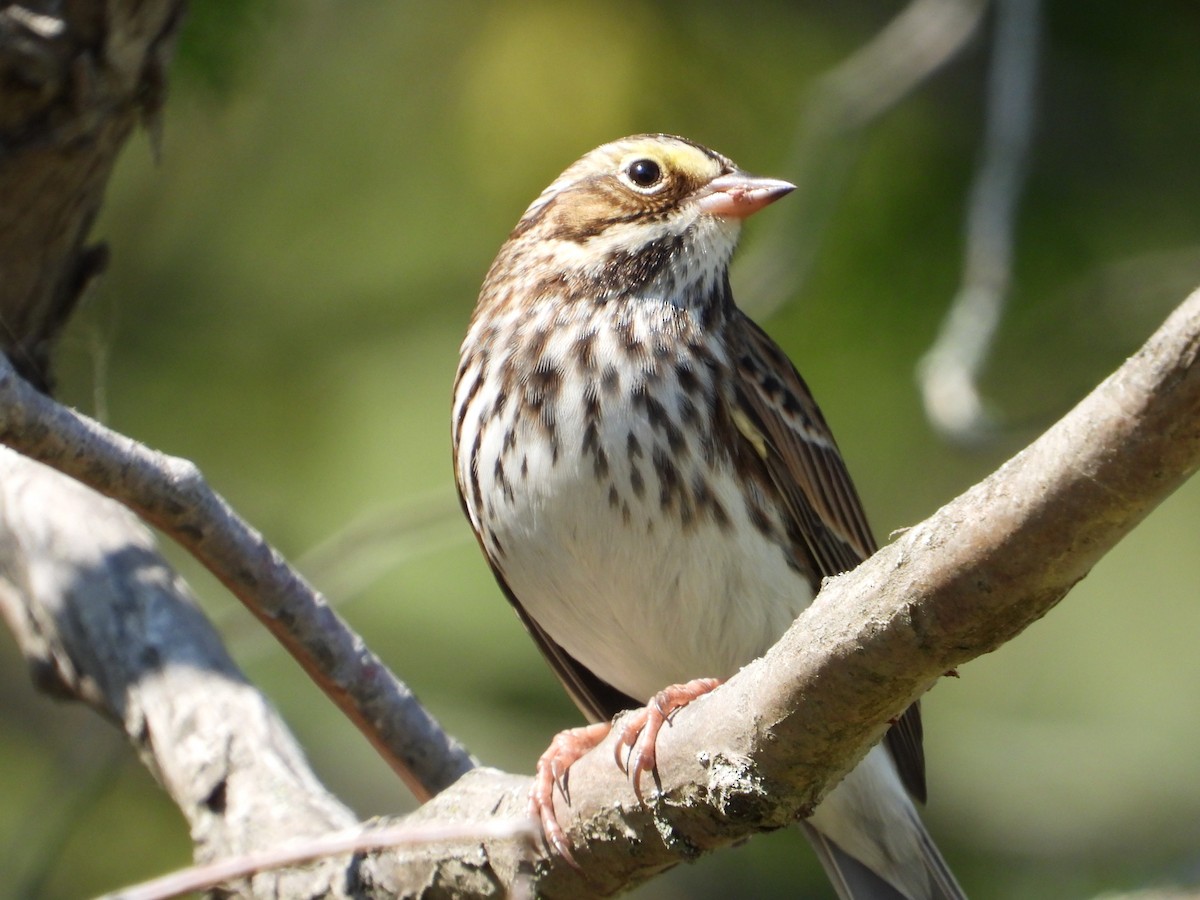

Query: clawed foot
<box><xmin>613</xmin><ymin>678</ymin><xmax>722</xmax><ymax>802</ymax></box>
<box><xmin>531</xmin><ymin>677</ymin><xmax>722</xmax><ymax>863</ymax></box>
<box><xmin>531</xmin><ymin>721</ymin><xmax>610</xmax><ymax>866</ymax></box>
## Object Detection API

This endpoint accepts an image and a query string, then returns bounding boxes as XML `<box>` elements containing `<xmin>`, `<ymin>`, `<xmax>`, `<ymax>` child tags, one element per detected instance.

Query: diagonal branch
<box><xmin>0</xmin><ymin>447</ymin><xmax>361</xmax><ymax>897</ymax></box>
<box><xmin>333</xmin><ymin>284</ymin><xmax>1200</xmax><ymax>898</ymax></box>
<box><xmin>0</xmin><ymin>353</ymin><xmax>476</xmax><ymax>801</ymax></box>
<box><xmin>7</xmin><ymin>276</ymin><xmax>1200</xmax><ymax>896</ymax></box>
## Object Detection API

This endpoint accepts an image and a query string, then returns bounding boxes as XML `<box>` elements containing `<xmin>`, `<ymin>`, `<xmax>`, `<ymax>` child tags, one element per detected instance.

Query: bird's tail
<box><xmin>799</xmin><ymin>812</ymin><xmax>965</xmax><ymax>900</ymax></box>
<box><xmin>799</xmin><ymin>745</ymin><xmax>967</xmax><ymax>900</ymax></box>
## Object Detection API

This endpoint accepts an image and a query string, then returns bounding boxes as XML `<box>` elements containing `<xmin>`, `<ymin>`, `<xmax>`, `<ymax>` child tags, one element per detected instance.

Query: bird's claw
<box><xmin>614</xmin><ymin>678</ymin><xmax>722</xmax><ymax>803</ymax></box>
<box><xmin>530</xmin><ymin>678</ymin><xmax>722</xmax><ymax>863</ymax></box>
<box><xmin>531</xmin><ymin>721</ymin><xmax>610</xmax><ymax>868</ymax></box>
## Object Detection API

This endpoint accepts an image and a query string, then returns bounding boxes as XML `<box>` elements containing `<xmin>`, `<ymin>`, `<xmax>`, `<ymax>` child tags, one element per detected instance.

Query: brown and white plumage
<box><xmin>452</xmin><ymin>134</ymin><xmax>964</xmax><ymax>899</ymax></box>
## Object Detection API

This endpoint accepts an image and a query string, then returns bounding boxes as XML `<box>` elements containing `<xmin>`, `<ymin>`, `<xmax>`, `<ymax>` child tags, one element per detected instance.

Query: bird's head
<box><xmin>485</xmin><ymin>135</ymin><xmax>793</xmax><ymax>310</ymax></box>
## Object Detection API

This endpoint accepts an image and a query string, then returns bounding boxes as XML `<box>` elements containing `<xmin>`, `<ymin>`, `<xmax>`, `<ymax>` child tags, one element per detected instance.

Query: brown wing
<box><xmin>454</xmin><ymin>486</ymin><xmax>638</xmax><ymax>724</ymax></box>
<box><xmin>731</xmin><ymin>312</ymin><xmax>927</xmax><ymax>802</ymax></box>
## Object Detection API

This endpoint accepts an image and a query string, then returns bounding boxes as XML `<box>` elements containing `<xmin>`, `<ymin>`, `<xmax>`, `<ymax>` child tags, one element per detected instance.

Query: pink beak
<box><xmin>696</xmin><ymin>172</ymin><xmax>796</xmax><ymax>220</ymax></box>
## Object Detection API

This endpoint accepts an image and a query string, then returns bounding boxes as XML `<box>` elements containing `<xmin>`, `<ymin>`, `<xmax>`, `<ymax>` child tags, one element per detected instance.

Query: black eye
<box><xmin>626</xmin><ymin>158</ymin><xmax>662</xmax><ymax>189</ymax></box>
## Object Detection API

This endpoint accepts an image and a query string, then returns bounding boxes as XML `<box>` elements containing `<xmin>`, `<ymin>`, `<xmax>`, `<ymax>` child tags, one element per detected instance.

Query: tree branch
<box><xmin>0</xmin><ymin>0</ymin><xmax>184</xmax><ymax>390</ymax></box>
<box><xmin>0</xmin><ymin>448</ymin><xmax>361</xmax><ymax>896</ymax></box>
<box><xmin>9</xmin><ymin>273</ymin><xmax>1200</xmax><ymax>896</ymax></box>
<box><xmin>0</xmin><ymin>351</ymin><xmax>476</xmax><ymax>800</ymax></box>
<box><xmin>457</xmin><ymin>284</ymin><xmax>1200</xmax><ymax>897</ymax></box>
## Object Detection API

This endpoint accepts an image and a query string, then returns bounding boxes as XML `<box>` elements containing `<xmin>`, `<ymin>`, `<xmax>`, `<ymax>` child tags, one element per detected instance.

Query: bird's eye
<box><xmin>626</xmin><ymin>158</ymin><xmax>663</xmax><ymax>189</ymax></box>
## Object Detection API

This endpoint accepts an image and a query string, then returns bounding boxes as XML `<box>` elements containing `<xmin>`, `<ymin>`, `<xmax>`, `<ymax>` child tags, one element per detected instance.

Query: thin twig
<box><xmin>98</xmin><ymin>818</ymin><xmax>538</xmax><ymax>900</ymax></box>
<box><xmin>739</xmin><ymin>0</ymin><xmax>991</xmax><ymax>315</ymax></box>
<box><xmin>295</xmin><ymin>493</ymin><xmax>466</xmax><ymax>606</ymax></box>
<box><xmin>0</xmin><ymin>354</ymin><xmax>477</xmax><ymax>801</ymax></box>
<box><xmin>919</xmin><ymin>0</ymin><xmax>1042</xmax><ymax>440</ymax></box>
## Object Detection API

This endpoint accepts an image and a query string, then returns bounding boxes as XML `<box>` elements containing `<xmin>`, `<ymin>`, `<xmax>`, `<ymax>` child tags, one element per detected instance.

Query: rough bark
<box><xmin>0</xmin><ymin>448</ymin><xmax>360</xmax><ymax>897</ymax></box>
<box><xmin>0</xmin><ymin>0</ymin><xmax>182</xmax><ymax>390</ymax></box>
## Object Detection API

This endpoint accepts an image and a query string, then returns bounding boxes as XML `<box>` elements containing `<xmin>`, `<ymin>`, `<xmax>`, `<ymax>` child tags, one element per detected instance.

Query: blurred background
<box><xmin>3</xmin><ymin>1</ymin><xmax>1200</xmax><ymax>897</ymax></box>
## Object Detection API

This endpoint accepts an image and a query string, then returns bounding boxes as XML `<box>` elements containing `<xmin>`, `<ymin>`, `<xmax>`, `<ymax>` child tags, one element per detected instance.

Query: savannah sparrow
<box><xmin>452</xmin><ymin>134</ymin><xmax>964</xmax><ymax>899</ymax></box>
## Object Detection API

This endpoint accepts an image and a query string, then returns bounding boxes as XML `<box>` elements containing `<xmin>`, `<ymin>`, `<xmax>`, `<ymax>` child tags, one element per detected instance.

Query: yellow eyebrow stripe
<box><xmin>618</xmin><ymin>141</ymin><xmax>721</xmax><ymax>183</ymax></box>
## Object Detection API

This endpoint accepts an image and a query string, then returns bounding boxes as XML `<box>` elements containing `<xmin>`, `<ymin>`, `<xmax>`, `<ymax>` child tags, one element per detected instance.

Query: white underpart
<box><xmin>483</xmin><ymin>318</ymin><xmax>809</xmax><ymax>699</ymax></box>
<box><xmin>456</xmin><ymin>214</ymin><xmax>814</xmax><ymax>699</ymax></box>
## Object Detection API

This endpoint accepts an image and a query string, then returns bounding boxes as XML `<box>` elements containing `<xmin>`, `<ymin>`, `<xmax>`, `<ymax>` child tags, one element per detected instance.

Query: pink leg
<box><xmin>613</xmin><ymin>678</ymin><xmax>722</xmax><ymax>802</ymax></box>
<box><xmin>531</xmin><ymin>678</ymin><xmax>722</xmax><ymax>862</ymax></box>
<box><xmin>531</xmin><ymin>721</ymin><xmax>611</xmax><ymax>865</ymax></box>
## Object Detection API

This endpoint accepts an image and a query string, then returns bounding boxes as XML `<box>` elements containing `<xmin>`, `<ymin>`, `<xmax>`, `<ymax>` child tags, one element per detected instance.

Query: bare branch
<box><xmin>0</xmin><ymin>355</ymin><xmax>477</xmax><ymax>800</ymax></box>
<box><xmin>0</xmin><ymin>448</ymin><xmax>359</xmax><ymax>896</ymax></box>
<box><xmin>738</xmin><ymin>0</ymin><xmax>990</xmax><ymax>314</ymax></box>
<box><xmin>920</xmin><ymin>0</ymin><xmax>1043</xmax><ymax>440</ymax></box>
<box><xmin>339</xmin><ymin>285</ymin><xmax>1200</xmax><ymax>897</ymax></box>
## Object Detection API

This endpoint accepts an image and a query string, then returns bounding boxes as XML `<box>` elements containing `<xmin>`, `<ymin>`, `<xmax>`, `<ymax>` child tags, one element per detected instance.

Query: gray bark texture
<box><xmin>0</xmin><ymin>449</ymin><xmax>360</xmax><ymax>897</ymax></box>
<box><xmin>0</xmin><ymin>2</ymin><xmax>359</xmax><ymax>896</ymax></box>
<box><xmin>0</xmin><ymin>0</ymin><xmax>179</xmax><ymax>390</ymax></box>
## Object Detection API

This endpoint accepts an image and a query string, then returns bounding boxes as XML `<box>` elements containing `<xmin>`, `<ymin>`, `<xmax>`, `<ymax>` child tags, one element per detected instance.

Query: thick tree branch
<box><xmin>0</xmin><ymin>448</ymin><xmax>361</xmax><ymax>897</ymax></box>
<box><xmin>339</xmin><ymin>285</ymin><xmax>1200</xmax><ymax>897</ymax></box>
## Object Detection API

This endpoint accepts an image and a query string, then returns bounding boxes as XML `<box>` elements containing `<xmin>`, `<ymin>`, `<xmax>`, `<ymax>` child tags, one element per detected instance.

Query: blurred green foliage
<box><xmin>3</xmin><ymin>1</ymin><xmax>1200</xmax><ymax>898</ymax></box>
